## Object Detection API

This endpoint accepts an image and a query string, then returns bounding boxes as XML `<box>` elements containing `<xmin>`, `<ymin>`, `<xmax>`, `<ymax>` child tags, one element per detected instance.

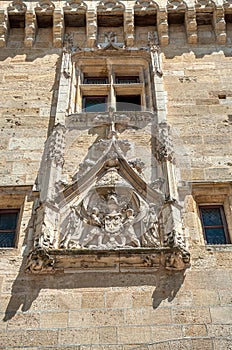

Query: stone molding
<box><xmin>0</xmin><ymin>0</ymin><xmax>230</xmax><ymax>47</ymax></box>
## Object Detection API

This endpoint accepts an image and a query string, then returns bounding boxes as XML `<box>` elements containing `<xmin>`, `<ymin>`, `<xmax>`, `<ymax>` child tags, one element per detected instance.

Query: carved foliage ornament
<box><xmin>7</xmin><ymin>0</ymin><xmax>26</xmax><ymax>13</ymax></box>
<box><xmin>154</xmin><ymin>122</ymin><xmax>174</xmax><ymax>162</ymax></box>
<box><xmin>46</xmin><ymin>125</ymin><xmax>66</xmax><ymax>167</ymax></box>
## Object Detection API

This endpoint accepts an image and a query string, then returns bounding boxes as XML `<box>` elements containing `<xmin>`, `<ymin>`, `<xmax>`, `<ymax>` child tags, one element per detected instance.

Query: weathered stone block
<box><xmin>40</xmin><ymin>311</ymin><xmax>68</xmax><ymax>329</ymax></box>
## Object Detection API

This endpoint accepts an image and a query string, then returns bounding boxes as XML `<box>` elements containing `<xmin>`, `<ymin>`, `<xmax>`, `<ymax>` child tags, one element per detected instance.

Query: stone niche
<box><xmin>25</xmin><ymin>47</ymin><xmax>190</xmax><ymax>274</ymax></box>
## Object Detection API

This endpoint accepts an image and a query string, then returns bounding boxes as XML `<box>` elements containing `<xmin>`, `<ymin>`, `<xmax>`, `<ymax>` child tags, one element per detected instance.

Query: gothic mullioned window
<box><xmin>75</xmin><ymin>57</ymin><xmax>149</xmax><ymax>113</ymax></box>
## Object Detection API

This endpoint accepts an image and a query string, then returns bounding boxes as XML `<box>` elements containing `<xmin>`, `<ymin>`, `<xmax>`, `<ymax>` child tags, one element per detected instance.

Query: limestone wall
<box><xmin>0</xmin><ymin>0</ymin><xmax>232</xmax><ymax>349</ymax></box>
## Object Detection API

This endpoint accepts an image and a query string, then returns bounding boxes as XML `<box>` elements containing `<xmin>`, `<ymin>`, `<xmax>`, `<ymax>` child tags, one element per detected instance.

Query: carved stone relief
<box><xmin>59</xmin><ymin>165</ymin><xmax>163</xmax><ymax>250</ymax></box>
<box><xmin>26</xmin><ymin>50</ymin><xmax>190</xmax><ymax>273</ymax></box>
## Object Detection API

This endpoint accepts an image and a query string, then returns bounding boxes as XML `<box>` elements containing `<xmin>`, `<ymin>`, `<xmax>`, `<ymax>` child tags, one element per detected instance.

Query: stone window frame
<box><xmin>199</xmin><ymin>205</ymin><xmax>230</xmax><ymax>245</ymax></box>
<box><xmin>0</xmin><ymin>209</ymin><xmax>20</xmax><ymax>248</ymax></box>
<box><xmin>0</xmin><ymin>186</ymin><xmax>32</xmax><ymax>252</ymax></box>
<box><xmin>76</xmin><ymin>57</ymin><xmax>150</xmax><ymax>113</ymax></box>
<box><xmin>192</xmin><ymin>183</ymin><xmax>232</xmax><ymax>246</ymax></box>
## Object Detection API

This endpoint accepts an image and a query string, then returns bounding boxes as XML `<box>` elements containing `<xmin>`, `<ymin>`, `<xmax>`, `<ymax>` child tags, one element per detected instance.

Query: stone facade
<box><xmin>0</xmin><ymin>0</ymin><xmax>232</xmax><ymax>349</ymax></box>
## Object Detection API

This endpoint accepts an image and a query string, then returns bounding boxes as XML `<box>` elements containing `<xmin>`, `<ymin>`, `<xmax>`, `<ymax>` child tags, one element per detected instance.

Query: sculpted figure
<box><xmin>82</xmin><ymin>207</ymin><xmax>103</xmax><ymax>248</ymax></box>
<box><xmin>82</xmin><ymin>226</ymin><xmax>103</xmax><ymax>248</ymax></box>
<box><xmin>142</xmin><ymin>203</ymin><xmax>160</xmax><ymax>247</ymax></box>
<box><xmin>122</xmin><ymin>209</ymin><xmax>141</xmax><ymax>247</ymax></box>
<box><xmin>60</xmin><ymin>207</ymin><xmax>82</xmax><ymax>249</ymax></box>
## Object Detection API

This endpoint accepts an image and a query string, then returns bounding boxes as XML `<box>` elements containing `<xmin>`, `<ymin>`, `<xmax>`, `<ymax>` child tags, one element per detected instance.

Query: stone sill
<box><xmin>66</xmin><ymin>110</ymin><xmax>156</xmax><ymax>129</ymax></box>
<box><xmin>205</xmin><ymin>244</ymin><xmax>232</xmax><ymax>252</ymax></box>
<box><xmin>26</xmin><ymin>246</ymin><xmax>190</xmax><ymax>273</ymax></box>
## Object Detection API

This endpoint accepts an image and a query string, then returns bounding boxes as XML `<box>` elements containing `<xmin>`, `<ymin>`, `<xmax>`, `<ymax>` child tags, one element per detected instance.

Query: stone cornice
<box><xmin>0</xmin><ymin>0</ymin><xmax>230</xmax><ymax>47</ymax></box>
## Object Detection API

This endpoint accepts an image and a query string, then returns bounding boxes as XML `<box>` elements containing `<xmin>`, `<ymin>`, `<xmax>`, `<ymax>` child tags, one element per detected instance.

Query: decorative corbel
<box><xmin>53</xmin><ymin>8</ymin><xmax>64</xmax><ymax>48</ymax></box>
<box><xmin>157</xmin><ymin>8</ymin><xmax>169</xmax><ymax>46</ymax></box>
<box><xmin>124</xmin><ymin>8</ymin><xmax>134</xmax><ymax>47</ymax></box>
<box><xmin>213</xmin><ymin>5</ymin><xmax>226</xmax><ymax>44</ymax></box>
<box><xmin>24</xmin><ymin>9</ymin><xmax>36</xmax><ymax>48</ymax></box>
<box><xmin>25</xmin><ymin>248</ymin><xmax>55</xmax><ymax>273</ymax></box>
<box><xmin>0</xmin><ymin>10</ymin><xmax>8</xmax><ymax>47</ymax></box>
<box><xmin>86</xmin><ymin>9</ymin><xmax>97</xmax><ymax>47</ymax></box>
<box><xmin>185</xmin><ymin>6</ymin><xmax>198</xmax><ymax>44</ymax></box>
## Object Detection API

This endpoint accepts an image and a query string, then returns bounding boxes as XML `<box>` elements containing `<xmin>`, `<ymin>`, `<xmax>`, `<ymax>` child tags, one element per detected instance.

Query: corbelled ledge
<box><xmin>25</xmin><ymin>247</ymin><xmax>190</xmax><ymax>273</ymax></box>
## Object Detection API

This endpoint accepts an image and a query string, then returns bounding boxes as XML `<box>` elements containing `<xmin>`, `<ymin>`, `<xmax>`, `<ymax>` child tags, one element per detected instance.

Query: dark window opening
<box><xmin>8</xmin><ymin>14</ymin><xmax>25</xmax><ymax>28</ymax></box>
<box><xmin>64</xmin><ymin>14</ymin><xmax>86</xmax><ymax>27</ymax></box>
<box><xmin>200</xmin><ymin>206</ymin><xmax>230</xmax><ymax>245</ymax></box>
<box><xmin>196</xmin><ymin>13</ymin><xmax>212</xmax><ymax>26</ymax></box>
<box><xmin>116</xmin><ymin>95</ymin><xmax>141</xmax><ymax>111</ymax></box>
<box><xmin>84</xmin><ymin>77</ymin><xmax>108</xmax><ymax>84</ymax></box>
<box><xmin>97</xmin><ymin>14</ymin><xmax>123</xmax><ymax>27</ymax></box>
<box><xmin>134</xmin><ymin>14</ymin><xmax>157</xmax><ymax>27</ymax></box>
<box><xmin>225</xmin><ymin>13</ymin><xmax>232</xmax><ymax>24</ymax></box>
<box><xmin>36</xmin><ymin>14</ymin><xmax>53</xmax><ymax>28</ymax></box>
<box><xmin>0</xmin><ymin>210</ymin><xmax>19</xmax><ymax>248</ymax></box>
<box><xmin>83</xmin><ymin>96</ymin><xmax>107</xmax><ymax>112</ymax></box>
<box><xmin>218</xmin><ymin>94</ymin><xmax>226</xmax><ymax>99</ymax></box>
<box><xmin>115</xmin><ymin>76</ymin><xmax>140</xmax><ymax>84</ymax></box>
<box><xmin>168</xmin><ymin>13</ymin><xmax>185</xmax><ymax>25</ymax></box>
